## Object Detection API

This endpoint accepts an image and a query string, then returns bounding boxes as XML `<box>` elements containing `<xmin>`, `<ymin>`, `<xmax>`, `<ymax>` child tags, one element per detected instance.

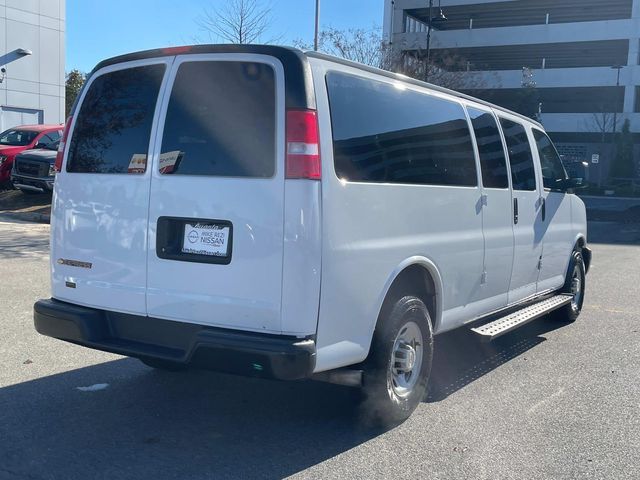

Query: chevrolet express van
<box><xmin>34</xmin><ymin>45</ymin><xmax>591</xmax><ymax>425</ymax></box>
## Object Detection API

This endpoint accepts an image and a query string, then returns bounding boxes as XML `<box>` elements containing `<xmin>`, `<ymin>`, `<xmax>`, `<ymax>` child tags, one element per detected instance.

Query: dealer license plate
<box><xmin>182</xmin><ymin>223</ymin><xmax>230</xmax><ymax>257</ymax></box>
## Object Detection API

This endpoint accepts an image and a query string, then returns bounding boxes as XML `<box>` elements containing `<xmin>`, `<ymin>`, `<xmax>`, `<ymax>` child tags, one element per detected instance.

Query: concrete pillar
<box><xmin>392</xmin><ymin>2</ymin><xmax>406</xmax><ymax>42</ymax></box>
<box><xmin>624</xmin><ymin>1</ymin><xmax>640</xmax><ymax>115</ymax></box>
<box><xmin>623</xmin><ymin>69</ymin><xmax>636</xmax><ymax>114</ymax></box>
<box><xmin>383</xmin><ymin>0</ymin><xmax>394</xmax><ymax>42</ymax></box>
<box><xmin>620</xmin><ymin>0</ymin><xmax>640</xmax><ymax>113</ymax></box>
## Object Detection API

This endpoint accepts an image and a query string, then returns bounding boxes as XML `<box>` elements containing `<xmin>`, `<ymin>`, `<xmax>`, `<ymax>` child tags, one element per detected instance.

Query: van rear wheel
<box><xmin>360</xmin><ymin>296</ymin><xmax>433</xmax><ymax>427</ymax></box>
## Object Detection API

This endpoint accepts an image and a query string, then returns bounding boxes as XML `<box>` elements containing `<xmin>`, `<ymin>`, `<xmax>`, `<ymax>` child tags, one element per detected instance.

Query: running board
<box><xmin>471</xmin><ymin>295</ymin><xmax>572</xmax><ymax>342</ymax></box>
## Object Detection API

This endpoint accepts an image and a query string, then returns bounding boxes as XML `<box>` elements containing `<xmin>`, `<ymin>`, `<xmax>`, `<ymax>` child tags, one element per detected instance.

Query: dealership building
<box><xmin>0</xmin><ymin>0</ymin><xmax>65</xmax><ymax>131</ymax></box>
<box><xmin>384</xmin><ymin>0</ymin><xmax>640</xmax><ymax>182</ymax></box>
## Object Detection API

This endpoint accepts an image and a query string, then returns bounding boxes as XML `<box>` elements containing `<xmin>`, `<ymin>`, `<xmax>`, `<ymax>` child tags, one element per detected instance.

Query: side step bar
<box><xmin>471</xmin><ymin>294</ymin><xmax>573</xmax><ymax>342</ymax></box>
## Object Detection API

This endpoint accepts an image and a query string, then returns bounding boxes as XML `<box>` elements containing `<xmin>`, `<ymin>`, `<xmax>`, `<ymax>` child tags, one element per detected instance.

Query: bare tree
<box><xmin>295</xmin><ymin>26</ymin><xmax>490</xmax><ymax>91</ymax></box>
<box><xmin>197</xmin><ymin>0</ymin><xmax>275</xmax><ymax>44</ymax></box>
<box><xmin>394</xmin><ymin>48</ymin><xmax>492</xmax><ymax>90</ymax></box>
<box><xmin>584</xmin><ymin>110</ymin><xmax>615</xmax><ymax>144</ymax></box>
<box><xmin>296</xmin><ymin>27</ymin><xmax>389</xmax><ymax>68</ymax></box>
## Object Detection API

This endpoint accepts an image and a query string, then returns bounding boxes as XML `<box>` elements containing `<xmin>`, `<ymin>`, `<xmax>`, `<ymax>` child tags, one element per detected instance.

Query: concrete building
<box><xmin>0</xmin><ymin>0</ymin><xmax>65</xmax><ymax>131</ymax></box>
<box><xmin>384</xmin><ymin>0</ymin><xmax>640</xmax><ymax>183</ymax></box>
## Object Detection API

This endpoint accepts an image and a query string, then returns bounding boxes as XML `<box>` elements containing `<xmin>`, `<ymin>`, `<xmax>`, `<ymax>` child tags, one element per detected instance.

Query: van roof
<box><xmin>305</xmin><ymin>50</ymin><xmax>544</xmax><ymax>129</ymax></box>
<box><xmin>91</xmin><ymin>44</ymin><xmax>542</xmax><ymax>129</ymax></box>
<box><xmin>91</xmin><ymin>44</ymin><xmax>316</xmax><ymax>111</ymax></box>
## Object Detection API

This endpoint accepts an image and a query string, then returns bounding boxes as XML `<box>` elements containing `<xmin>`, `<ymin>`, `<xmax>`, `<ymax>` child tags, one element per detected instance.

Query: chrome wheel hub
<box><xmin>389</xmin><ymin>321</ymin><xmax>423</xmax><ymax>398</ymax></box>
<box><xmin>394</xmin><ymin>342</ymin><xmax>416</xmax><ymax>373</ymax></box>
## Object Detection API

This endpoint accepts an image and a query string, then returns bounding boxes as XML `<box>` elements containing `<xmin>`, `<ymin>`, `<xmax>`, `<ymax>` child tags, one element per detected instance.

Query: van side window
<box><xmin>533</xmin><ymin>129</ymin><xmax>568</xmax><ymax>191</ymax></box>
<box><xmin>326</xmin><ymin>72</ymin><xmax>477</xmax><ymax>187</ymax></box>
<box><xmin>500</xmin><ymin>119</ymin><xmax>536</xmax><ymax>191</ymax></box>
<box><xmin>67</xmin><ymin>64</ymin><xmax>166</xmax><ymax>174</ymax></box>
<box><xmin>159</xmin><ymin>61</ymin><xmax>275</xmax><ymax>177</ymax></box>
<box><xmin>467</xmin><ymin>107</ymin><xmax>508</xmax><ymax>188</ymax></box>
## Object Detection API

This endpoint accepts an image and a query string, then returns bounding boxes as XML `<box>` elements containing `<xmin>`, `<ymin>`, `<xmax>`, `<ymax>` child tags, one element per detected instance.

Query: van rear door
<box><xmin>51</xmin><ymin>58</ymin><xmax>171</xmax><ymax>315</ymax></box>
<box><xmin>146</xmin><ymin>55</ymin><xmax>287</xmax><ymax>334</ymax></box>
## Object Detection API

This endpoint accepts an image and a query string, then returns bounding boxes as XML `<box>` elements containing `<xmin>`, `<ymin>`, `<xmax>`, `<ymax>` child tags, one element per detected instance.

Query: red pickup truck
<box><xmin>0</xmin><ymin>124</ymin><xmax>64</xmax><ymax>185</ymax></box>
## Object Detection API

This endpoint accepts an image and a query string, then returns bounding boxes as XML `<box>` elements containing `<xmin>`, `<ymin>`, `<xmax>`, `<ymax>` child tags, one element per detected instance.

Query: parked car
<box><xmin>0</xmin><ymin>125</ymin><xmax>63</xmax><ymax>186</ymax></box>
<box><xmin>11</xmin><ymin>140</ymin><xmax>59</xmax><ymax>194</ymax></box>
<box><xmin>33</xmin><ymin>45</ymin><xmax>591</xmax><ymax>425</ymax></box>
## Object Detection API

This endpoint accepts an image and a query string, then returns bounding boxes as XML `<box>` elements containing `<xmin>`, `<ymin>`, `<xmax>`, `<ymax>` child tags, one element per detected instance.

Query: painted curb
<box><xmin>0</xmin><ymin>211</ymin><xmax>50</xmax><ymax>224</ymax></box>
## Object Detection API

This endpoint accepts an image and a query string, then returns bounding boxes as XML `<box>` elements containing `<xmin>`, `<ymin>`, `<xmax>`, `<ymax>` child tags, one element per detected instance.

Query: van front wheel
<box><xmin>554</xmin><ymin>250</ymin><xmax>586</xmax><ymax>323</ymax></box>
<box><xmin>361</xmin><ymin>296</ymin><xmax>433</xmax><ymax>426</ymax></box>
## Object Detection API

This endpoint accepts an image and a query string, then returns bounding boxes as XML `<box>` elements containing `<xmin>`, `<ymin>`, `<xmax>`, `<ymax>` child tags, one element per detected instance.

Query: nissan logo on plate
<box><xmin>187</xmin><ymin>230</ymin><xmax>199</xmax><ymax>243</ymax></box>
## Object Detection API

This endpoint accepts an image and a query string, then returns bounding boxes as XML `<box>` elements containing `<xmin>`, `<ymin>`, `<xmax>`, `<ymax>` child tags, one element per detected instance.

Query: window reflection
<box><xmin>327</xmin><ymin>72</ymin><xmax>477</xmax><ymax>187</ymax></box>
<box><xmin>67</xmin><ymin>64</ymin><xmax>165</xmax><ymax>174</ymax></box>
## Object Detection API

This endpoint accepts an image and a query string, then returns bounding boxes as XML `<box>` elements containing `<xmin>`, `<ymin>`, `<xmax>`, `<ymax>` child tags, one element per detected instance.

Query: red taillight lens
<box><xmin>55</xmin><ymin>116</ymin><xmax>72</xmax><ymax>172</ymax></box>
<box><xmin>161</xmin><ymin>46</ymin><xmax>192</xmax><ymax>55</ymax></box>
<box><xmin>286</xmin><ymin>109</ymin><xmax>321</xmax><ymax>180</ymax></box>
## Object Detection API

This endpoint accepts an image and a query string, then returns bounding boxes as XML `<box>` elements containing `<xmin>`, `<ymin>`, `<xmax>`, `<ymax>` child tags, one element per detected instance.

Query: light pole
<box><xmin>611</xmin><ymin>65</ymin><xmax>623</xmax><ymax>135</ymax></box>
<box><xmin>314</xmin><ymin>0</ymin><xmax>320</xmax><ymax>51</ymax></box>
<box><xmin>425</xmin><ymin>0</ymin><xmax>434</xmax><ymax>76</ymax></box>
<box><xmin>604</xmin><ymin>64</ymin><xmax>624</xmax><ymax>186</ymax></box>
<box><xmin>425</xmin><ymin>0</ymin><xmax>446</xmax><ymax>81</ymax></box>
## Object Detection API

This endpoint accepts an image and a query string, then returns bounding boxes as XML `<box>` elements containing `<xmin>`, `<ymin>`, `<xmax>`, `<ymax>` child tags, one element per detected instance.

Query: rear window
<box><xmin>66</xmin><ymin>64</ymin><xmax>166</xmax><ymax>174</ymax></box>
<box><xmin>326</xmin><ymin>72</ymin><xmax>477</xmax><ymax>187</ymax></box>
<box><xmin>158</xmin><ymin>61</ymin><xmax>276</xmax><ymax>177</ymax></box>
<box><xmin>0</xmin><ymin>129</ymin><xmax>38</xmax><ymax>146</ymax></box>
<box><xmin>38</xmin><ymin>131</ymin><xmax>62</xmax><ymax>149</ymax></box>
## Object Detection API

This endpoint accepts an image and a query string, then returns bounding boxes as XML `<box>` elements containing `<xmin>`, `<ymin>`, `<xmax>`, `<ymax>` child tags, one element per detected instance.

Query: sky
<box><xmin>67</xmin><ymin>0</ymin><xmax>385</xmax><ymax>72</ymax></box>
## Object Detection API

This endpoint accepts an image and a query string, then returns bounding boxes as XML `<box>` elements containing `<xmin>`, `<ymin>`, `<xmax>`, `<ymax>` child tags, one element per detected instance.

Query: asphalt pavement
<box><xmin>0</xmin><ymin>216</ymin><xmax>639</xmax><ymax>480</ymax></box>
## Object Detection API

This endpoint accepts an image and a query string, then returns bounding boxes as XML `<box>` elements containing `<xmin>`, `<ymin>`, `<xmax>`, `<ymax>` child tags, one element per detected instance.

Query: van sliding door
<box><xmin>467</xmin><ymin>106</ymin><xmax>514</xmax><ymax>313</ymax></box>
<box><xmin>500</xmin><ymin>118</ymin><xmax>544</xmax><ymax>304</ymax></box>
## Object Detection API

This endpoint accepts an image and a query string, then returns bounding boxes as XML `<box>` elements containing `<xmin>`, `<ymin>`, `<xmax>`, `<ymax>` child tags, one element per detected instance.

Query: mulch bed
<box><xmin>0</xmin><ymin>188</ymin><xmax>52</xmax><ymax>216</ymax></box>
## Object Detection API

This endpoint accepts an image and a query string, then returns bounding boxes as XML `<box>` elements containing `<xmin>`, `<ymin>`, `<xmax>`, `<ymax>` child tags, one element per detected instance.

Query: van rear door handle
<box><xmin>513</xmin><ymin>198</ymin><xmax>519</xmax><ymax>225</ymax></box>
<box><xmin>541</xmin><ymin>197</ymin><xmax>546</xmax><ymax>222</ymax></box>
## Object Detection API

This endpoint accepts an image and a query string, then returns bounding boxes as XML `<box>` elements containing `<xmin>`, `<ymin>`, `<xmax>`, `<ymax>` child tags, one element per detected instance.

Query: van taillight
<box><xmin>55</xmin><ymin>116</ymin><xmax>72</xmax><ymax>172</ymax></box>
<box><xmin>161</xmin><ymin>46</ymin><xmax>192</xmax><ymax>55</ymax></box>
<box><xmin>286</xmin><ymin>109</ymin><xmax>320</xmax><ymax>180</ymax></box>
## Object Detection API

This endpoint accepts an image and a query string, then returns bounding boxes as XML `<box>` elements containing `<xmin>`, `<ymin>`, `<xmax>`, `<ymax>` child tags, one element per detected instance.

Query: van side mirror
<box><xmin>560</xmin><ymin>177</ymin><xmax>586</xmax><ymax>192</ymax></box>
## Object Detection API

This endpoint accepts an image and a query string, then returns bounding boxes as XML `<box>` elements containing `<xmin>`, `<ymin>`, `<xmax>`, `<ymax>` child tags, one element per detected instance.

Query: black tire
<box><xmin>360</xmin><ymin>296</ymin><xmax>434</xmax><ymax>427</ymax></box>
<box><xmin>554</xmin><ymin>250</ymin><xmax>586</xmax><ymax>323</ymax></box>
<box><xmin>139</xmin><ymin>357</ymin><xmax>187</xmax><ymax>372</ymax></box>
<box><xmin>0</xmin><ymin>180</ymin><xmax>15</xmax><ymax>190</ymax></box>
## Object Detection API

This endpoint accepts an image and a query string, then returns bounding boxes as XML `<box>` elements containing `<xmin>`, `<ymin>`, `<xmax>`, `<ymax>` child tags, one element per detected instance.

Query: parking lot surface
<box><xmin>0</xmin><ymin>217</ymin><xmax>639</xmax><ymax>480</ymax></box>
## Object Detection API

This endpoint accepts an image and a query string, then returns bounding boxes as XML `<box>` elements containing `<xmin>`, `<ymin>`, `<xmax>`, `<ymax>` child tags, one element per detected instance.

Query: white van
<box><xmin>34</xmin><ymin>45</ymin><xmax>591</xmax><ymax>425</ymax></box>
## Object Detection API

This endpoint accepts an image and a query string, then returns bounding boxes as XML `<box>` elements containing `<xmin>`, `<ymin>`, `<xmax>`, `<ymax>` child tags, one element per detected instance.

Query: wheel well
<box><xmin>380</xmin><ymin>264</ymin><xmax>437</xmax><ymax>328</ymax></box>
<box><xmin>575</xmin><ymin>237</ymin><xmax>591</xmax><ymax>273</ymax></box>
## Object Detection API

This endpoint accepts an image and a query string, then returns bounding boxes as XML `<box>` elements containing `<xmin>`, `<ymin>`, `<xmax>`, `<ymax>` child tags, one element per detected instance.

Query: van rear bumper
<box><xmin>34</xmin><ymin>298</ymin><xmax>316</xmax><ymax>380</ymax></box>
